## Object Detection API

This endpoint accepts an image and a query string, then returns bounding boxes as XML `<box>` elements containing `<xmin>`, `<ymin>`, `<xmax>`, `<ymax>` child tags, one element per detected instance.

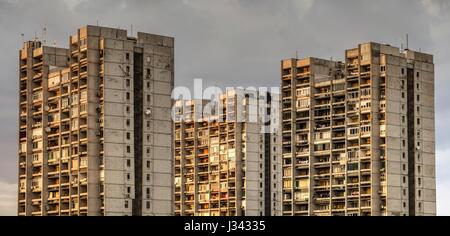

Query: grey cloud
<box><xmin>0</xmin><ymin>180</ymin><xmax>17</xmax><ymax>216</ymax></box>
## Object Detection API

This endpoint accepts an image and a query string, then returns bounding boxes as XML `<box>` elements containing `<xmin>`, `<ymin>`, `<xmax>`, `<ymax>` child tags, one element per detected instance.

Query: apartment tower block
<box><xmin>18</xmin><ymin>25</ymin><xmax>174</xmax><ymax>216</ymax></box>
<box><xmin>173</xmin><ymin>90</ymin><xmax>282</xmax><ymax>216</ymax></box>
<box><xmin>281</xmin><ymin>42</ymin><xmax>435</xmax><ymax>216</ymax></box>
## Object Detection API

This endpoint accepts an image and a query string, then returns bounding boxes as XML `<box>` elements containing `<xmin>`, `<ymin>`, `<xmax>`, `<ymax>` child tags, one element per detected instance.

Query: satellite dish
<box><xmin>44</xmin><ymin>105</ymin><xmax>50</xmax><ymax>111</ymax></box>
<box><xmin>145</xmin><ymin>109</ymin><xmax>152</xmax><ymax>116</ymax></box>
<box><xmin>45</xmin><ymin>127</ymin><xmax>51</xmax><ymax>132</ymax></box>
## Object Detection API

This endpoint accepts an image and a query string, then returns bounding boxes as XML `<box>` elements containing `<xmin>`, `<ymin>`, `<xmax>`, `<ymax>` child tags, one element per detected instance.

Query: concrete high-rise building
<box><xmin>17</xmin><ymin>25</ymin><xmax>174</xmax><ymax>216</ymax></box>
<box><xmin>280</xmin><ymin>42</ymin><xmax>435</xmax><ymax>216</ymax></box>
<box><xmin>173</xmin><ymin>90</ymin><xmax>282</xmax><ymax>216</ymax></box>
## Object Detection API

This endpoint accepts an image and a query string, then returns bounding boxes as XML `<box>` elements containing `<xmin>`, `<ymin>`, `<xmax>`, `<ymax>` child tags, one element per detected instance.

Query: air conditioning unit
<box><xmin>44</xmin><ymin>105</ymin><xmax>50</xmax><ymax>111</ymax></box>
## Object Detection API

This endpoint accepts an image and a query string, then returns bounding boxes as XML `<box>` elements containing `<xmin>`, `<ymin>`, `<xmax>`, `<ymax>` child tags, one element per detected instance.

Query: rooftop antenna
<box><xmin>20</xmin><ymin>33</ymin><xmax>25</xmax><ymax>43</ymax></box>
<box><xmin>131</xmin><ymin>24</ymin><xmax>133</xmax><ymax>37</ymax></box>
<box><xmin>295</xmin><ymin>50</ymin><xmax>298</xmax><ymax>60</ymax></box>
<box><xmin>42</xmin><ymin>26</ymin><xmax>47</xmax><ymax>44</ymax></box>
<box><xmin>406</xmin><ymin>33</ymin><xmax>409</xmax><ymax>50</ymax></box>
<box><xmin>34</xmin><ymin>31</ymin><xmax>38</xmax><ymax>43</ymax></box>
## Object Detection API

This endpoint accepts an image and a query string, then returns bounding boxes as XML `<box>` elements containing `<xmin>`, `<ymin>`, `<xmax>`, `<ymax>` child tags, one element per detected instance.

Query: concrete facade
<box><xmin>280</xmin><ymin>42</ymin><xmax>436</xmax><ymax>216</ymax></box>
<box><xmin>17</xmin><ymin>25</ymin><xmax>174</xmax><ymax>216</ymax></box>
<box><xmin>173</xmin><ymin>90</ymin><xmax>282</xmax><ymax>216</ymax></box>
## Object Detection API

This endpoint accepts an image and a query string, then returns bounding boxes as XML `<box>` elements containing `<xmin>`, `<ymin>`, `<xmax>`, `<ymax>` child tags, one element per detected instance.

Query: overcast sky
<box><xmin>0</xmin><ymin>0</ymin><xmax>449</xmax><ymax>216</ymax></box>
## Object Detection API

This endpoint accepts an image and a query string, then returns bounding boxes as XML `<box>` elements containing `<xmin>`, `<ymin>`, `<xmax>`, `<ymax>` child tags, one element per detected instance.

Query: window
<box><xmin>147</xmin><ymin>160</ymin><xmax>150</xmax><ymax>168</ymax></box>
<box><xmin>417</xmin><ymin>95</ymin><xmax>420</xmax><ymax>102</ymax></box>
<box><xmin>146</xmin><ymin>201</ymin><xmax>150</xmax><ymax>209</ymax></box>
<box><xmin>347</xmin><ymin>127</ymin><xmax>359</xmax><ymax>136</ymax></box>
<box><xmin>126</xmin><ymin>92</ymin><xmax>130</xmax><ymax>100</ymax></box>
<box><xmin>361</xmin><ymin>88</ymin><xmax>371</xmax><ymax>96</ymax></box>
<box><xmin>416</xmin><ymin>72</ymin><xmax>420</xmax><ymax>77</ymax></box>
<box><xmin>147</xmin><ymin>174</ymin><xmax>150</xmax><ymax>181</ymax></box>
<box><xmin>417</xmin><ymin>83</ymin><xmax>420</xmax><ymax>90</ymax></box>
<box><xmin>125</xmin><ymin>53</ymin><xmax>130</xmax><ymax>61</ymax></box>
<box><xmin>126</xmin><ymin>79</ymin><xmax>130</xmax><ymax>87</ymax></box>
<box><xmin>126</xmin><ymin>106</ymin><xmax>130</xmax><ymax>113</ymax></box>
<box><xmin>315</xmin><ymin>131</ymin><xmax>331</xmax><ymax>140</ymax></box>
<box><xmin>147</xmin><ymin>148</ymin><xmax>150</xmax><ymax>154</ymax></box>
<box><xmin>147</xmin><ymin>68</ymin><xmax>151</xmax><ymax>77</ymax></box>
<box><xmin>127</xmin><ymin>146</ymin><xmax>131</xmax><ymax>153</ymax></box>
<box><xmin>147</xmin><ymin>135</ymin><xmax>150</xmax><ymax>141</ymax></box>
<box><xmin>127</xmin><ymin>159</ymin><xmax>131</xmax><ymax>167</ymax></box>
<box><xmin>147</xmin><ymin>82</ymin><xmax>150</xmax><ymax>88</ymax></box>
<box><xmin>147</xmin><ymin>121</ymin><xmax>150</xmax><ymax>128</ymax></box>
<box><xmin>417</xmin><ymin>118</ymin><xmax>421</xmax><ymax>125</ymax></box>
<box><xmin>126</xmin><ymin>132</ymin><xmax>131</xmax><ymax>140</ymax></box>
<box><xmin>402</xmin><ymin>140</ymin><xmax>406</xmax><ymax>147</ymax></box>
<box><xmin>126</xmin><ymin>119</ymin><xmax>130</xmax><ymax>127</ymax></box>
<box><xmin>348</xmin><ymin>91</ymin><xmax>359</xmax><ymax>99</ymax></box>
<box><xmin>401</xmin><ymin>68</ymin><xmax>405</xmax><ymax>75</ymax></box>
<box><xmin>126</xmin><ymin>66</ymin><xmax>130</xmax><ymax>75</ymax></box>
<box><xmin>127</xmin><ymin>187</ymin><xmax>131</xmax><ymax>193</ymax></box>
<box><xmin>296</xmin><ymin>98</ymin><xmax>310</xmax><ymax>109</ymax></box>
<box><xmin>296</xmin><ymin>88</ymin><xmax>310</xmax><ymax>97</ymax></box>
<box><xmin>403</xmin><ymin>176</ymin><xmax>406</xmax><ymax>184</ymax></box>
<box><xmin>333</xmin><ymin>83</ymin><xmax>345</xmax><ymax>92</ymax></box>
<box><xmin>418</xmin><ymin>165</ymin><xmax>421</xmax><ymax>174</ymax></box>
<box><xmin>403</xmin><ymin>164</ymin><xmax>406</xmax><ymax>171</ymax></box>
<box><xmin>147</xmin><ymin>94</ymin><xmax>151</xmax><ymax>102</ymax></box>
<box><xmin>418</xmin><ymin>190</ymin><xmax>422</xmax><ymax>197</ymax></box>
<box><xmin>402</xmin><ymin>92</ymin><xmax>405</xmax><ymax>99</ymax></box>
<box><xmin>127</xmin><ymin>173</ymin><xmax>131</xmax><ymax>180</ymax></box>
<box><xmin>125</xmin><ymin>200</ymin><xmax>129</xmax><ymax>208</ymax></box>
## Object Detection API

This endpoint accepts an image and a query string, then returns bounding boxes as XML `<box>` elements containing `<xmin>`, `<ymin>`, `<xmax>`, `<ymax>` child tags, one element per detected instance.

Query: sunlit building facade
<box><xmin>17</xmin><ymin>25</ymin><xmax>174</xmax><ymax>216</ymax></box>
<box><xmin>281</xmin><ymin>42</ymin><xmax>435</xmax><ymax>216</ymax></box>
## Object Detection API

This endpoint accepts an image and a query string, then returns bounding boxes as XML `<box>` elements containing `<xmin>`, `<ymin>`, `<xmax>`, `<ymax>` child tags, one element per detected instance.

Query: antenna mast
<box><xmin>406</xmin><ymin>33</ymin><xmax>409</xmax><ymax>50</ymax></box>
<box><xmin>42</xmin><ymin>26</ymin><xmax>47</xmax><ymax>44</ymax></box>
